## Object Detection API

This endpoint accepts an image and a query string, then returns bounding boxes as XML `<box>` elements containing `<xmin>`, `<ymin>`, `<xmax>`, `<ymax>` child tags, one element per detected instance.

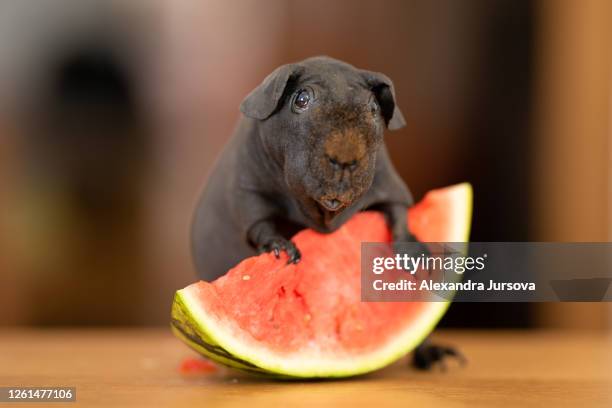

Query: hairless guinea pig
<box><xmin>191</xmin><ymin>56</ymin><xmax>462</xmax><ymax>369</ymax></box>
<box><xmin>192</xmin><ymin>56</ymin><xmax>417</xmax><ymax>278</ymax></box>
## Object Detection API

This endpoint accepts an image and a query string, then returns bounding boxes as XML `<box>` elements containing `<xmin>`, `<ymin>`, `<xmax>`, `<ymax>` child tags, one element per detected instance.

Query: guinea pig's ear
<box><xmin>360</xmin><ymin>70</ymin><xmax>406</xmax><ymax>130</ymax></box>
<box><xmin>240</xmin><ymin>64</ymin><xmax>299</xmax><ymax>120</ymax></box>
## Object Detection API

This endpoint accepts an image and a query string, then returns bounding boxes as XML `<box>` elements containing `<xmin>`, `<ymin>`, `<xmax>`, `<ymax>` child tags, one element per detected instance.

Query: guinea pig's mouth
<box><xmin>316</xmin><ymin>198</ymin><xmax>346</xmax><ymax>213</ymax></box>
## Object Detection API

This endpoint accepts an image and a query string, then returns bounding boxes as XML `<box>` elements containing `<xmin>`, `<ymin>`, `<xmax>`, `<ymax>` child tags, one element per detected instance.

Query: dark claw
<box><xmin>412</xmin><ymin>343</ymin><xmax>466</xmax><ymax>371</ymax></box>
<box><xmin>259</xmin><ymin>238</ymin><xmax>301</xmax><ymax>264</ymax></box>
<box><xmin>285</xmin><ymin>243</ymin><xmax>301</xmax><ymax>265</ymax></box>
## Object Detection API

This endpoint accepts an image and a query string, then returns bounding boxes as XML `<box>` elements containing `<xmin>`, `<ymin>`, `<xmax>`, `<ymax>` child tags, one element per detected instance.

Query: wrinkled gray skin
<box><xmin>192</xmin><ymin>56</ymin><xmax>416</xmax><ymax>281</ymax></box>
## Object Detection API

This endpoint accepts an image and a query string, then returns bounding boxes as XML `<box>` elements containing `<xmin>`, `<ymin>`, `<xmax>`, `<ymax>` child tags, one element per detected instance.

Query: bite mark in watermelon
<box><xmin>172</xmin><ymin>183</ymin><xmax>472</xmax><ymax>378</ymax></box>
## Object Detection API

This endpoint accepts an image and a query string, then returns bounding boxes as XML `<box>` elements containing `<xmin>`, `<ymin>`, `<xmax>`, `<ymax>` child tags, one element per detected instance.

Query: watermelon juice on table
<box><xmin>171</xmin><ymin>183</ymin><xmax>473</xmax><ymax>378</ymax></box>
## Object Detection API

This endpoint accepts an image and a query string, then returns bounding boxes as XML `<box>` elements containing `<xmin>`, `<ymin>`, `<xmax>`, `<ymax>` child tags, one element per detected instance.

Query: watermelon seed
<box><xmin>242</xmin><ymin>275</ymin><xmax>251</xmax><ymax>281</ymax></box>
<box><xmin>304</xmin><ymin>314</ymin><xmax>311</xmax><ymax>322</ymax></box>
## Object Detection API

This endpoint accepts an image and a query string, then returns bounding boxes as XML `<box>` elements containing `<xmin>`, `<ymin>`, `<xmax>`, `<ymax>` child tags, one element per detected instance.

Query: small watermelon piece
<box><xmin>179</xmin><ymin>357</ymin><xmax>218</xmax><ymax>374</ymax></box>
<box><xmin>171</xmin><ymin>183</ymin><xmax>472</xmax><ymax>378</ymax></box>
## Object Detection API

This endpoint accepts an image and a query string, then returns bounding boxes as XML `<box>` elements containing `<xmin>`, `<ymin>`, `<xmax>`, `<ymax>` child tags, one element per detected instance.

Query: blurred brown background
<box><xmin>0</xmin><ymin>0</ymin><xmax>609</xmax><ymax>329</ymax></box>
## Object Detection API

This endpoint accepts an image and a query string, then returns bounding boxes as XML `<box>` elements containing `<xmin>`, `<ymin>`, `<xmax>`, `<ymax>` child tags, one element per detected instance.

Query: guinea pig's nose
<box><xmin>320</xmin><ymin>198</ymin><xmax>343</xmax><ymax>211</ymax></box>
<box><xmin>328</xmin><ymin>156</ymin><xmax>358</xmax><ymax>171</ymax></box>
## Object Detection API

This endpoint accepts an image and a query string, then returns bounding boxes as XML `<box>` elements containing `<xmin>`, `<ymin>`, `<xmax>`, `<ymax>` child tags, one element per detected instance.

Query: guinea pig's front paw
<box><xmin>258</xmin><ymin>238</ymin><xmax>301</xmax><ymax>264</ymax></box>
<box><xmin>392</xmin><ymin>234</ymin><xmax>433</xmax><ymax>277</ymax></box>
<box><xmin>392</xmin><ymin>232</ymin><xmax>430</xmax><ymax>258</ymax></box>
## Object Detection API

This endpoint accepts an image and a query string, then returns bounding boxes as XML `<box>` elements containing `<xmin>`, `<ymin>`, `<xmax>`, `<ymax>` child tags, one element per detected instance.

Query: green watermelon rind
<box><xmin>171</xmin><ymin>295</ymin><xmax>273</xmax><ymax>375</ymax></box>
<box><xmin>171</xmin><ymin>183</ymin><xmax>472</xmax><ymax>378</ymax></box>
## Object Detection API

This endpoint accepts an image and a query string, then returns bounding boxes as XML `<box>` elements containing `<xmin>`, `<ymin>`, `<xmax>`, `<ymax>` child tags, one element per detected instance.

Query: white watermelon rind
<box><xmin>171</xmin><ymin>183</ymin><xmax>472</xmax><ymax>378</ymax></box>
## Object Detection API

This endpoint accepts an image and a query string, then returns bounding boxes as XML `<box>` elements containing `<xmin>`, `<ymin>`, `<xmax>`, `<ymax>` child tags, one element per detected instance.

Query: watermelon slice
<box><xmin>172</xmin><ymin>183</ymin><xmax>472</xmax><ymax>378</ymax></box>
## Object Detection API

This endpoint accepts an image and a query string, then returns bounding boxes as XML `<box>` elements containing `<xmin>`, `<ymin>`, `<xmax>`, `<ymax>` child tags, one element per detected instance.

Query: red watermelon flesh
<box><xmin>172</xmin><ymin>183</ymin><xmax>472</xmax><ymax>378</ymax></box>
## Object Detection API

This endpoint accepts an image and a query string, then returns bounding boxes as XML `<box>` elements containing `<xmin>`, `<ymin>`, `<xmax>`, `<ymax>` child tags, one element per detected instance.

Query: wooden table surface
<box><xmin>1</xmin><ymin>329</ymin><xmax>611</xmax><ymax>407</ymax></box>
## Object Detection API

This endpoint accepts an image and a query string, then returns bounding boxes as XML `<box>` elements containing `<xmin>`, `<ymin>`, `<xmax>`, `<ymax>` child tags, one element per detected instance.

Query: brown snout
<box><xmin>324</xmin><ymin>129</ymin><xmax>366</xmax><ymax>170</ymax></box>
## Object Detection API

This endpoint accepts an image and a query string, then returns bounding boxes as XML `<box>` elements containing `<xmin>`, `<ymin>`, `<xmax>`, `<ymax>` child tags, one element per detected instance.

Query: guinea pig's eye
<box><xmin>292</xmin><ymin>88</ymin><xmax>313</xmax><ymax>112</ymax></box>
<box><xmin>368</xmin><ymin>95</ymin><xmax>380</xmax><ymax>114</ymax></box>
